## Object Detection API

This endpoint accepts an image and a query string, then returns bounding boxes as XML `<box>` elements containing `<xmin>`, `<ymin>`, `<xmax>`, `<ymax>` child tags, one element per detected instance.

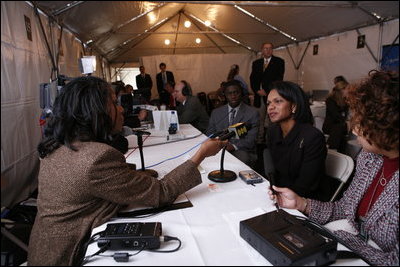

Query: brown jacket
<box><xmin>28</xmin><ymin>141</ymin><xmax>201</xmax><ymax>266</ymax></box>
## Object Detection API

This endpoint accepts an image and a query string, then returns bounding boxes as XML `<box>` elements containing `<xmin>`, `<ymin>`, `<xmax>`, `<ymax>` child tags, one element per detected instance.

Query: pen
<box><xmin>268</xmin><ymin>172</ymin><xmax>280</xmax><ymax>212</ymax></box>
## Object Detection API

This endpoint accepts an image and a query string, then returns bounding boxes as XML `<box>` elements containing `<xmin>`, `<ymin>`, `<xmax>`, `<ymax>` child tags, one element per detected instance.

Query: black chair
<box><xmin>197</xmin><ymin>92</ymin><xmax>208</xmax><ymax>113</ymax></box>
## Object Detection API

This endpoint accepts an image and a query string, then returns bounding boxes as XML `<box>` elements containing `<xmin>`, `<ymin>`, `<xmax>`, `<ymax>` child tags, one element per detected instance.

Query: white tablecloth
<box><xmin>84</xmin><ymin>124</ymin><xmax>368</xmax><ymax>266</ymax></box>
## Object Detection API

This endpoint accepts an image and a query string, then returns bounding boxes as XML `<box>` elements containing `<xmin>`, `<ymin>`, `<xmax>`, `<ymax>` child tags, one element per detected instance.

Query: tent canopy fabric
<box><xmin>33</xmin><ymin>1</ymin><xmax>399</xmax><ymax>63</ymax></box>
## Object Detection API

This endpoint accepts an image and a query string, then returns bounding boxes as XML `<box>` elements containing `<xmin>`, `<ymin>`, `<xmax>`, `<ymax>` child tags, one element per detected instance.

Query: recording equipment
<box><xmin>208</xmin><ymin>122</ymin><xmax>250</xmax><ymax>183</ymax></box>
<box><xmin>98</xmin><ymin>222</ymin><xmax>162</xmax><ymax>250</ymax></box>
<box><xmin>218</xmin><ymin>122</ymin><xmax>249</xmax><ymax>140</ymax></box>
<box><xmin>131</xmin><ymin>129</ymin><xmax>158</xmax><ymax>178</ymax></box>
<box><xmin>239</xmin><ymin>170</ymin><xmax>264</xmax><ymax>184</ymax></box>
<box><xmin>240</xmin><ymin>210</ymin><xmax>337</xmax><ymax>266</ymax></box>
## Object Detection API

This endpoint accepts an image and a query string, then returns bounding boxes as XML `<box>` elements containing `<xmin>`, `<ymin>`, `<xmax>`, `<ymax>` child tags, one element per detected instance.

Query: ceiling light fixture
<box><xmin>184</xmin><ymin>20</ymin><xmax>191</xmax><ymax>28</ymax></box>
<box><xmin>195</xmin><ymin>38</ymin><xmax>201</xmax><ymax>44</ymax></box>
<box><xmin>165</xmin><ymin>39</ymin><xmax>170</xmax><ymax>45</ymax></box>
<box><xmin>204</xmin><ymin>20</ymin><xmax>211</xmax><ymax>27</ymax></box>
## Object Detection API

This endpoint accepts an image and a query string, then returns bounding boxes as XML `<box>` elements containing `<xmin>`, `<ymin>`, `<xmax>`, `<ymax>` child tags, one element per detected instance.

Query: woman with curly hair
<box><xmin>28</xmin><ymin>76</ymin><xmax>226</xmax><ymax>266</ymax></box>
<box><xmin>268</xmin><ymin>70</ymin><xmax>399</xmax><ymax>265</ymax></box>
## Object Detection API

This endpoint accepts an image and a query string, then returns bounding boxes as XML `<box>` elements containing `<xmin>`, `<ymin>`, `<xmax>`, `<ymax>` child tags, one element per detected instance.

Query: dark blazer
<box><xmin>309</xmin><ymin>150</ymin><xmax>398</xmax><ymax>265</ymax></box>
<box><xmin>156</xmin><ymin>71</ymin><xmax>175</xmax><ymax>104</ymax></box>
<box><xmin>250</xmin><ymin>55</ymin><xmax>285</xmax><ymax>108</ymax></box>
<box><xmin>206</xmin><ymin>103</ymin><xmax>259</xmax><ymax>152</ymax></box>
<box><xmin>267</xmin><ymin>122</ymin><xmax>328</xmax><ymax>200</ymax></box>
<box><xmin>322</xmin><ymin>97</ymin><xmax>349</xmax><ymax>151</ymax></box>
<box><xmin>176</xmin><ymin>95</ymin><xmax>209</xmax><ymax>133</ymax></box>
<box><xmin>135</xmin><ymin>73</ymin><xmax>153</xmax><ymax>101</ymax></box>
<box><xmin>28</xmin><ymin>141</ymin><xmax>201</xmax><ymax>266</ymax></box>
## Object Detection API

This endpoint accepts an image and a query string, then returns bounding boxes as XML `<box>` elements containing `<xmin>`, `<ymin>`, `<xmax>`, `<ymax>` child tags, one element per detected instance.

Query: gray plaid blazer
<box><xmin>309</xmin><ymin>150</ymin><xmax>399</xmax><ymax>265</ymax></box>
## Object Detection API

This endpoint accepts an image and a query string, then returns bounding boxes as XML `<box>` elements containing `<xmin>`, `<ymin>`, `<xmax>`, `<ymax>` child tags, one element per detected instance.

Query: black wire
<box><xmin>149</xmin><ymin>236</ymin><xmax>182</xmax><ymax>253</ymax></box>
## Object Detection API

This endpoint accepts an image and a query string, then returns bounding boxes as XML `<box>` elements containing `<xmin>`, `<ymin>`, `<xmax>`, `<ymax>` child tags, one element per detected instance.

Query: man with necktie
<box><xmin>156</xmin><ymin>62</ymin><xmax>175</xmax><ymax>106</ymax></box>
<box><xmin>206</xmin><ymin>80</ymin><xmax>259</xmax><ymax>167</ymax></box>
<box><xmin>135</xmin><ymin>66</ymin><xmax>153</xmax><ymax>103</ymax></box>
<box><xmin>250</xmin><ymin>42</ymin><xmax>285</xmax><ymax>158</ymax></box>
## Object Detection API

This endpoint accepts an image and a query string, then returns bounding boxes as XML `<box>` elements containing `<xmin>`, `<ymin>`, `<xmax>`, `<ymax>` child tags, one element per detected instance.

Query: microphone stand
<box><xmin>208</xmin><ymin>143</ymin><xmax>237</xmax><ymax>182</ymax></box>
<box><xmin>135</xmin><ymin>131</ymin><xmax>158</xmax><ymax>178</ymax></box>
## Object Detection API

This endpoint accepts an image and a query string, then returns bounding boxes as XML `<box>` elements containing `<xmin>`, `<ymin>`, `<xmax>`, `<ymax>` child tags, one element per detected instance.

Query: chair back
<box><xmin>325</xmin><ymin>149</ymin><xmax>354</xmax><ymax>201</ymax></box>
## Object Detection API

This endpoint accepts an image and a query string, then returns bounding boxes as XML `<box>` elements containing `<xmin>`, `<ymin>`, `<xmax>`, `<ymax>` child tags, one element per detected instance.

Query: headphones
<box><xmin>181</xmin><ymin>80</ymin><xmax>193</xmax><ymax>96</ymax></box>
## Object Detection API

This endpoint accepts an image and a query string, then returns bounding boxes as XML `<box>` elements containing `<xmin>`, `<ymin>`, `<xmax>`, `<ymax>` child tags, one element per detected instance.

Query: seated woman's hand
<box><xmin>190</xmin><ymin>139</ymin><xmax>227</xmax><ymax>166</ymax></box>
<box><xmin>268</xmin><ymin>186</ymin><xmax>307</xmax><ymax>212</ymax></box>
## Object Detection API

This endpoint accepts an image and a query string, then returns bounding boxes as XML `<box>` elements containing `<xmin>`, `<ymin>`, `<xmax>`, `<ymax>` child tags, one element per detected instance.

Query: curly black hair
<box><xmin>348</xmin><ymin>70</ymin><xmax>399</xmax><ymax>151</ymax></box>
<box><xmin>38</xmin><ymin>76</ymin><xmax>117</xmax><ymax>158</ymax></box>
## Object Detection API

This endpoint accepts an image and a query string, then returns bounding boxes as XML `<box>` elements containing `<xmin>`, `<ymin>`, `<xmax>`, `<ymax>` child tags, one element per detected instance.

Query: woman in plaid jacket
<box><xmin>269</xmin><ymin>70</ymin><xmax>398</xmax><ymax>266</ymax></box>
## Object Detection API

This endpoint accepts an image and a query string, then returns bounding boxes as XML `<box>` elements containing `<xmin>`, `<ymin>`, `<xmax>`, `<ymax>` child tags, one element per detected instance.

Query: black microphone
<box><xmin>218</xmin><ymin>122</ymin><xmax>249</xmax><ymax>140</ymax></box>
<box><xmin>126</xmin><ymin>127</ymin><xmax>158</xmax><ymax>178</ymax></box>
<box><xmin>208</xmin><ymin>122</ymin><xmax>251</xmax><ymax>183</ymax></box>
<box><xmin>208</xmin><ymin>109</ymin><xmax>236</xmax><ymax>138</ymax></box>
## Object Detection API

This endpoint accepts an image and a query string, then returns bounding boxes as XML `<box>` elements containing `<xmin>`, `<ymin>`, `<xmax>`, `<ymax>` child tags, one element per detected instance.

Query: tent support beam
<box><xmin>173</xmin><ymin>11</ymin><xmax>183</xmax><ymax>54</ymax></box>
<box><xmin>52</xmin><ymin>1</ymin><xmax>85</xmax><ymax>16</ymax></box>
<box><xmin>285</xmin><ymin>41</ymin><xmax>311</xmax><ymax>70</ymax></box>
<box><xmin>187</xmin><ymin>12</ymin><xmax>257</xmax><ymax>54</ymax></box>
<box><xmin>183</xmin><ymin>12</ymin><xmax>225</xmax><ymax>53</ymax></box>
<box><xmin>91</xmin><ymin>2</ymin><xmax>166</xmax><ymax>45</ymax></box>
<box><xmin>32</xmin><ymin>3</ymin><xmax>57</xmax><ymax>80</ymax></box>
<box><xmin>355</xmin><ymin>29</ymin><xmax>378</xmax><ymax>63</ymax></box>
<box><xmin>108</xmin><ymin>14</ymin><xmax>177</xmax><ymax>61</ymax></box>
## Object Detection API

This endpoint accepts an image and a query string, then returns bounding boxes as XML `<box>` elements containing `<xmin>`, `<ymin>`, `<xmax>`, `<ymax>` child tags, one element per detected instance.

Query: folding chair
<box><xmin>325</xmin><ymin>149</ymin><xmax>354</xmax><ymax>202</ymax></box>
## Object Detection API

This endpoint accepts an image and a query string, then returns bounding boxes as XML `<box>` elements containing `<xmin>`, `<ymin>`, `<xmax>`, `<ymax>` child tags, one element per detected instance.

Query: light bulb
<box><xmin>195</xmin><ymin>38</ymin><xmax>201</xmax><ymax>44</ymax></box>
<box><xmin>204</xmin><ymin>20</ymin><xmax>211</xmax><ymax>27</ymax></box>
<box><xmin>165</xmin><ymin>39</ymin><xmax>170</xmax><ymax>45</ymax></box>
<box><xmin>184</xmin><ymin>20</ymin><xmax>191</xmax><ymax>28</ymax></box>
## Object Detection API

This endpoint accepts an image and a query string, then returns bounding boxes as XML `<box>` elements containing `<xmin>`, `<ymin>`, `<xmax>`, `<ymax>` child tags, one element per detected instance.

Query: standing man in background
<box><xmin>250</xmin><ymin>42</ymin><xmax>285</xmax><ymax>175</ymax></box>
<box><xmin>136</xmin><ymin>66</ymin><xmax>153</xmax><ymax>103</ymax></box>
<box><xmin>156</xmin><ymin>62</ymin><xmax>175</xmax><ymax>106</ymax></box>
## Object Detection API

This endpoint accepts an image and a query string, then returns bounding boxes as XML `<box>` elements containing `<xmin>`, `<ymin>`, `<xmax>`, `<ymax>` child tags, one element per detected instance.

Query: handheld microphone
<box><xmin>218</xmin><ymin>122</ymin><xmax>249</xmax><ymax>140</ymax></box>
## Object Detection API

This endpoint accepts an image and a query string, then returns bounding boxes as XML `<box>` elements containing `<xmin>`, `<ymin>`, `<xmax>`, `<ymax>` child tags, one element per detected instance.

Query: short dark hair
<box><xmin>159</xmin><ymin>62</ymin><xmax>166</xmax><ymax>68</ymax></box>
<box><xmin>269</xmin><ymin>81</ymin><xmax>313</xmax><ymax>124</ymax></box>
<box><xmin>38</xmin><ymin>76</ymin><xmax>115</xmax><ymax>158</ymax></box>
<box><xmin>223</xmin><ymin>80</ymin><xmax>243</xmax><ymax>96</ymax></box>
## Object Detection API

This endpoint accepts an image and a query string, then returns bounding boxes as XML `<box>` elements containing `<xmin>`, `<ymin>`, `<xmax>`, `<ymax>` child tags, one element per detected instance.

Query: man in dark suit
<box><xmin>156</xmin><ymin>62</ymin><xmax>175</xmax><ymax>106</ymax></box>
<box><xmin>250</xmin><ymin>42</ymin><xmax>285</xmax><ymax>171</ymax></box>
<box><xmin>206</xmin><ymin>80</ymin><xmax>259</xmax><ymax>167</ymax></box>
<box><xmin>174</xmin><ymin>80</ymin><xmax>209</xmax><ymax>133</ymax></box>
<box><xmin>135</xmin><ymin>65</ymin><xmax>153</xmax><ymax>103</ymax></box>
<box><xmin>250</xmin><ymin>42</ymin><xmax>285</xmax><ymax>108</ymax></box>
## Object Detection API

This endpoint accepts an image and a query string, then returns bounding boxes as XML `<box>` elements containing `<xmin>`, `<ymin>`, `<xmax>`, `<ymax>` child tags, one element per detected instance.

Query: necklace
<box><xmin>358</xmin><ymin>165</ymin><xmax>395</xmax><ymax>242</ymax></box>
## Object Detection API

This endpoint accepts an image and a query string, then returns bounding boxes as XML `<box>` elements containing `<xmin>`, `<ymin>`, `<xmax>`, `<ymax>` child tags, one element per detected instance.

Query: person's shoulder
<box><xmin>210</xmin><ymin>105</ymin><xmax>227</xmax><ymax>117</ymax></box>
<box><xmin>252</xmin><ymin>58</ymin><xmax>263</xmax><ymax>64</ymax></box>
<box><xmin>241</xmin><ymin>103</ymin><xmax>258</xmax><ymax>114</ymax></box>
<box><xmin>298</xmin><ymin>123</ymin><xmax>325</xmax><ymax>139</ymax></box>
<box><xmin>272</xmin><ymin>55</ymin><xmax>284</xmax><ymax>62</ymax></box>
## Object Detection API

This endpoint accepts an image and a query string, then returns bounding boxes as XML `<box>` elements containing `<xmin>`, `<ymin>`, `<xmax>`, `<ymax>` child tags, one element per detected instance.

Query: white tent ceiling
<box><xmin>32</xmin><ymin>1</ymin><xmax>399</xmax><ymax>63</ymax></box>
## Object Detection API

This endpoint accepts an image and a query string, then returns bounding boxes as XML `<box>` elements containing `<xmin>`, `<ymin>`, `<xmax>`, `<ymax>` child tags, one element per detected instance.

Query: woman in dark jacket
<box><xmin>323</xmin><ymin>80</ymin><xmax>349</xmax><ymax>152</ymax></box>
<box><xmin>266</xmin><ymin>81</ymin><xmax>329</xmax><ymax>201</ymax></box>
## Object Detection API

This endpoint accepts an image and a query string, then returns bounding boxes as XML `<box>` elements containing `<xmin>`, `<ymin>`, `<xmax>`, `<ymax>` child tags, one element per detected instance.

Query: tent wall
<box><xmin>274</xmin><ymin>18</ymin><xmax>399</xmax><ymax>90</ymax></box>
<box><xmin>139</xmin><ymin>19</ymin><xmax>398</xmax><ymax>98</ymax></box>
<box><xmin>1</xmin><ymin>1</ymin><xmax>110</xmax><ymax>207</ymax></box>
<box><xmin>140</xmin><ymin>53</ymin><xmax>257</xmax><ymax>97</ymax></box>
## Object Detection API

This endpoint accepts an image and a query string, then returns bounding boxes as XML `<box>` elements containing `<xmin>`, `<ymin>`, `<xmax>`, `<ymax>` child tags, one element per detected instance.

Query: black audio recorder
<box><xmin>240</xmin><ymin>210</ymin><xmax>337</xmax><ymax>266</ymax></box>
<box><xmin>97</xmin><ymin>222</ymin><xmax>162</xmax><ymax>250</ymax></box>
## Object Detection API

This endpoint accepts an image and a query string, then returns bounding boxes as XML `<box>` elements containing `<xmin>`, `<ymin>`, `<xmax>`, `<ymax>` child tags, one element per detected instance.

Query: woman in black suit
<box><xmin>266</xmin><ymin>81</ymin><xmax>331</xmax><ymax>201</ymax></box>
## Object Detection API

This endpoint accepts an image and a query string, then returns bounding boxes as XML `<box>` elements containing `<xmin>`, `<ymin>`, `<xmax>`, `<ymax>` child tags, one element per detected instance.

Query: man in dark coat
<box><xmin>156</xmin><ymin>62</ymin><xmax>175</xmax><ymax>106</ymax></box>
<box><xmin>135</xmin><ymin>65</ymin><xmax>153</xmax><ymax>103</ymax></box>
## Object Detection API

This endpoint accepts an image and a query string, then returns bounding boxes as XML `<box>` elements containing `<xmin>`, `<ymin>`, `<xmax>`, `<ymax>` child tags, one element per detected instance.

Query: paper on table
<box><xmin>119</xmin><ymin>193</ymin><xmax>189</xmax><ymax>213</ymax></box>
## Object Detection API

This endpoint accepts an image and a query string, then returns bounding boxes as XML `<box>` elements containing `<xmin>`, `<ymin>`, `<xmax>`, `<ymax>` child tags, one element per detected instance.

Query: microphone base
<box><xmin>137</xmin><ymin>169</ymin><xmax>158</xmax><ymax>178</ymax></box>
<box><xmin>208</xmin><ymin>170</ymin><xmax>237</xmax><ymax>183</ymax></box>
